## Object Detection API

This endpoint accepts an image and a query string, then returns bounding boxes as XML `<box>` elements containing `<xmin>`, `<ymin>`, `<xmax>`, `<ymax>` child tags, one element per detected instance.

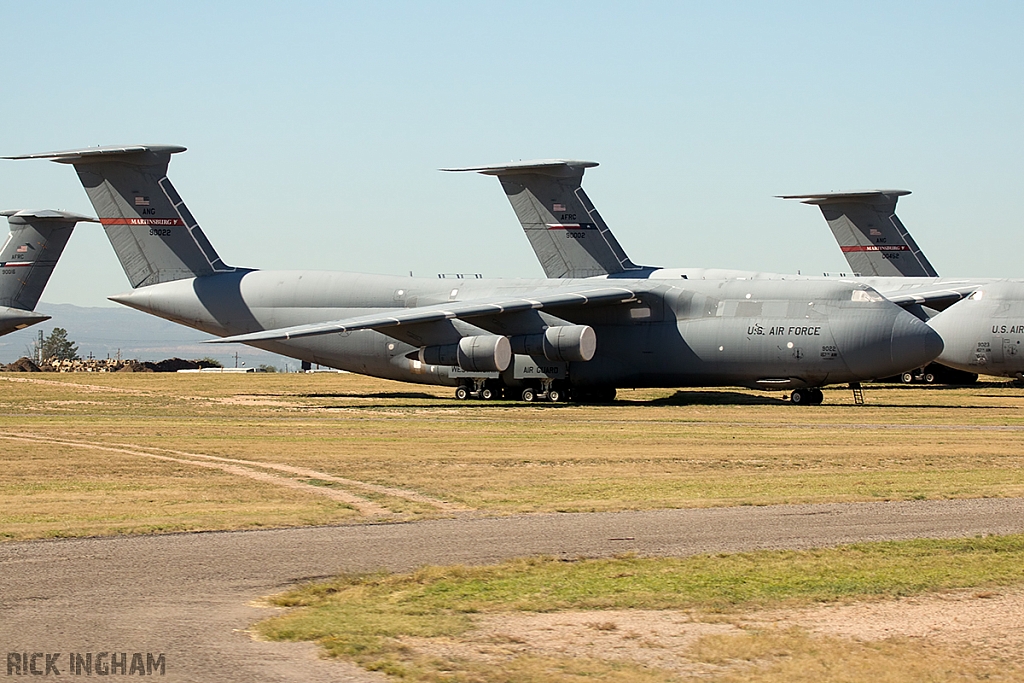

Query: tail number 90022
<box><xmin>149</xmin><ymin>228</ymin><xmax>172</xmax><ymax>237</ymax></box>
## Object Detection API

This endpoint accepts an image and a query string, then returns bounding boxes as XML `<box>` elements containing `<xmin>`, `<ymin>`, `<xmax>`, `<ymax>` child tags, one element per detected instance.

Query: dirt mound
<box><xmin>115</xmin><ymin>361</ymin><xmax>154</xmax><ymax>373</ymax></box>
<box><xmin>3</xmin><ymin>357</ymin><xmax>42</xmax><ymax>372</ymax></box>
<box><xmin>150</xmin><ymin>358</ymin><xmax>203</xmax><ymax>372</ymax></box>
<box><xmin>115</xmin><ymin>358</ymin><xmax>211</xmax><ymax>373</ymax></box>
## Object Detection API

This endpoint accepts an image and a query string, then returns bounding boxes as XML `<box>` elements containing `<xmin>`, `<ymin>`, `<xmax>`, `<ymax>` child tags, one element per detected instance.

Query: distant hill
<box><xmin>0</xmin><ymin>303</ymin><xmax>296</xmax><ymax>370</ymax></box>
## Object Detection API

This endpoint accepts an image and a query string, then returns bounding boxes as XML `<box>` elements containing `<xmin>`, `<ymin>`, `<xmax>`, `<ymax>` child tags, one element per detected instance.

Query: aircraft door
<box><xmin>1004</xmin><ymin>338</ymin><xmax>1020</xmax><ymax>363</ymax></box>
<box><xmin>991</xmin><ymin>337</ymin><xmax>1004</xmax><ymax>364</ymax></box>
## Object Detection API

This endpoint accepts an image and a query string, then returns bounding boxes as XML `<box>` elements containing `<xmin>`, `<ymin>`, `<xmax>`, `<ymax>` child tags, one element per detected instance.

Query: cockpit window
<box><xmin>851</xmin><ymin>289</ymin><xmax>884</xmax><ymax>302</ymax></box>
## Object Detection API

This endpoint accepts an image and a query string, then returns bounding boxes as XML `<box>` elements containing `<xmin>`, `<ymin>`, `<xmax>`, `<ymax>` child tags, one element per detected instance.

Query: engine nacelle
<box><xmin>419</xmin><ymin>335</ymin><xmax>512</xmax><ymax>372</ymax></box>
<box><xmin>510</xmin><ymin>325</ymin><xmax>596</xmax><ymax>362</ymax></box>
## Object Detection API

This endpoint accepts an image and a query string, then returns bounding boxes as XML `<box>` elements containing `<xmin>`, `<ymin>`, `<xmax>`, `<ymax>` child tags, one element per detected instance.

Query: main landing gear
<box><xmin>790</xmin><ymin>388</ymin><xmax>824</xmax><ymax>405</ymax></box>
<box><xmin>520</xmin><ymin>380</ymin><xmax>570</xmax><ymax>403</ymax></box>
<box><xmin>454</xmin><ymin>379</ymin><xmax>578</xmax><ymax>403</ymax></box>
<box><xmin>516</xmin><ymin>383</ymin><xmax>615</xmax><ymax>403</ymax></box>
<box><xmin>454</xmin><ymin>379</ymin><xmax>504</xmax><ymax>401</ymax></box>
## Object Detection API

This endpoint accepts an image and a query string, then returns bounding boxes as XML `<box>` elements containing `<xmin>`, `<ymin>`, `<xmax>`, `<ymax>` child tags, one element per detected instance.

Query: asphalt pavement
<box><xmin>3</xmin><ymin>498</ymin><xmax>1024</xmax><ymax>682</ymax></box>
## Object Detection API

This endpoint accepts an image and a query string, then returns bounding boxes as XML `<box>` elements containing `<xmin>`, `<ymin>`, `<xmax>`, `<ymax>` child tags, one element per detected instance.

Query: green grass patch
<box><xmin>257</xmin><ymin>534</ymin><xmax>1024</xmax><ymax>679</ymax></box>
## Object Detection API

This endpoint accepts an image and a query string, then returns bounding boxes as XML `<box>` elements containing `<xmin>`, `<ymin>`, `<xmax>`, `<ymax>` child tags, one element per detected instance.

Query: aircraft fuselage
<box><xmin>636</xmin><ymin>268</ymin><xmax>1024</xmax><ymax>380</ymax></box>
<box><xmin>927</xmin><ymin>282</ymin><xmax>1024</xmax><ymax>379</ymax></box>
<box><xmin>109</xmin><ymin>270</ymin><xmax>940</xmax><ymax>390</ymax></box>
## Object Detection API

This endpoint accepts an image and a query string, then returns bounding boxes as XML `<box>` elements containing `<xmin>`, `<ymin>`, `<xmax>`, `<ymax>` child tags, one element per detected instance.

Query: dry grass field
<box><xmin>1</xmin><ymin>371</ymin><xmax>1023</xmax><ymax>540</ymax></box>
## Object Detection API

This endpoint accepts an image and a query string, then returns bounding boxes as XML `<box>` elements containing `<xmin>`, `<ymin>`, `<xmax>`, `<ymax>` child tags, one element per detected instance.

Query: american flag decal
<box><xmin>869</xmin><ymin>228</ymin><xmax>882</xmax><ymax>236</ymax></box>
<box><xmin>16</xmin><ymin>244</ymin><xmax>29</xmax><ymax>253</ymax></box>
<box><xmin>135</xmin><ymin>196</ymin><xmax>150</xmax><ymax>206</ymax></box>
<box><xmin>553</xmin><ymin>203</ymin><xmax>566</xmax><ymax>212</ymax></box>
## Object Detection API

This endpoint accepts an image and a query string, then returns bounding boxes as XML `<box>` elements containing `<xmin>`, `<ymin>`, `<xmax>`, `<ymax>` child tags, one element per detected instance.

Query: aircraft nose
<box><xmin>838</xmin><ymin>307</ymin><xmax>943</xmax><ymax>381</ymax></box>
<box><xmin>889</xmin><ymin>310</ymin><xmax>944</xmax><ymax>373</ymax></box>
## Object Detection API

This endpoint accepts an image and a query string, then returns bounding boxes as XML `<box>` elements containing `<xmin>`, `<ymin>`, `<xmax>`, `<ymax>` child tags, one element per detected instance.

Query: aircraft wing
<box><xmin>208</xmin><ymin>285</ymin><xmax>636</xmax><ymax>343</ymax></box>
<box><xmin>880</xmin><ymin>283</ymin><xmax>980</xmax><ymax>310</ymax></box>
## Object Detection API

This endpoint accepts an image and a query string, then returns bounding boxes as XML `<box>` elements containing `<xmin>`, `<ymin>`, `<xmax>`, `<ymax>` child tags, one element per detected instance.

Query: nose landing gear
<box><xmin>790</xmin><ymin>388</ymin><xmax>824</xmax><ymax>405</ymax></box>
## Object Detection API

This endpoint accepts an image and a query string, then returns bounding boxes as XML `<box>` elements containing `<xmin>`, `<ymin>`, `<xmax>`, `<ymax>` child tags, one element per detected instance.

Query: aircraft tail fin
<box><xmin>443</xmin><ymin>160</ymin><xmax>652</xmax><ymax>278</ymax></box>
<box><xmin>780</xmin><ymin>190</ymin><xmax>938</xmax><ymax>277</ymax></box>
<box><xmin>0</xmin><ymin>209</ymin><xmax>95</xmax><ymax>311</ymax></box>
<box><xmin>5</xmin><ymin>145</ymin><xmax>236</xmax><ymax>288</ymax></box>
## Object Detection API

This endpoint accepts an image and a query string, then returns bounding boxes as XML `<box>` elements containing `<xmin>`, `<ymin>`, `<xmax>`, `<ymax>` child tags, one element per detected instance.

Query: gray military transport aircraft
<box><xmin>787</xmin><ymin>191</ymin><xmax>1024</xmax><ymax>384</ymax></box>
<box><xmin>0</xmin><ymin>209</ymin><xmax>95</xmax><ymax>336</ymax></box>
<box><xmin>5</xmin><ymin>145</ymin><xmax>942</xmax><ymax>404</ymax></box>
<box><xmin>447</xmin><ymin>161</ymin><xmax>1022</xmax><ymax>386</ymax></box>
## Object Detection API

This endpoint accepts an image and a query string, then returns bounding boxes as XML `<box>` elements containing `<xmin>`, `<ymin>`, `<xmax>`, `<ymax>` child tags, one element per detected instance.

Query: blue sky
<box><xmin>2</xmin><ymin>1</ymin><xmax>1022</xmax><ymax>308</ymax></box>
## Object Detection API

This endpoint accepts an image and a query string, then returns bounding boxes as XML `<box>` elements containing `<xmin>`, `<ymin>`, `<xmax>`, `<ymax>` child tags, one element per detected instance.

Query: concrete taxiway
<box><xmin>2</xmin><ymin>499</ymin><xmax>1024</xmax><ymax>682</ymax></box>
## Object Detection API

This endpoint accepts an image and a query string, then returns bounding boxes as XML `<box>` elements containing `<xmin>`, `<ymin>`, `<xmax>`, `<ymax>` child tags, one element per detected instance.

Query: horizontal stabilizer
<box><xmin>442</xmin><ymin>160</ymin><xmax>599</xmax><ymax>177</ymax></box>
<box><xmin>778</xmin><ymin>190</ymin><xmax>911</xmax><ymax>205</ymax></box>
<box><xmin>0</xmin><ymin>210</ymin><xmax>97</xmax><ymax>223</ymax></box>
<box><xmin>209</xmin><ymin>286</ymin><xmax>636</xmax><ymax>344</ymax></box>
<box><xmin>4</xmin><ymin>145</ymin><xmax>187</xmax><ymax>163</ymax></box>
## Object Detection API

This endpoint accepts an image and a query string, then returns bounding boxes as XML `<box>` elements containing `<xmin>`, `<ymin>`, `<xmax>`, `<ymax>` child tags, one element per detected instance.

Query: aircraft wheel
<box><xmin>454</xmin><ymin>386</ymin><xmax>470</xmax><ymax>400</ymax></box>
<box><xmin>521</xmin><ymin>387</ymin><xmax>536</xmax><ymax>403</ymax></box>
<box><xmin>901</xmin><ymin>372</ymin><xmax>915</xmax><ymax>384</ymax></box>
<box><xmin>790</xmin><ymin>389</ymin><xmax>808</xmax><ymax>405</ymax></box>
<box><xmin>924</xmin><ymin>372</ymin><xmax>937</xmax><ymax>384</ymax></box>
<box><xmin>548</xmin><ymin>388</ymin><xmax>562</xmax><ymax>403</ymax></box>
<box><xmin>810</xmin><ymin>389</ymin><xmax>824</xmax><ymax>405</ymax></box>
<box><xmin>481</xmin><ymin>387</ymin><xmax>495</xmax><ymax>400</ymax></box>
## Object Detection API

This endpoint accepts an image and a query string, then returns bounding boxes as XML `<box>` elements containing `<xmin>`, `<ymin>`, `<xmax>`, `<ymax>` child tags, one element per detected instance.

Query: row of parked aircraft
<box><xmin>0</xmin><ymin>145</ymin><xmax>1019</xmax><ymax>404</ymax></box>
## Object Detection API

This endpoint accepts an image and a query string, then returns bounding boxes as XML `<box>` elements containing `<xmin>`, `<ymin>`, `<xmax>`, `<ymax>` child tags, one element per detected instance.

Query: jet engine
<box><xmin>510</xmin><ymin>325</ymin><xmax>596</xmax><ymax>362</ymax></box>
<box><xmin>419</xmin><ymin>335</ymin><xmax>512</xmax><ymax>372</ymax></box>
